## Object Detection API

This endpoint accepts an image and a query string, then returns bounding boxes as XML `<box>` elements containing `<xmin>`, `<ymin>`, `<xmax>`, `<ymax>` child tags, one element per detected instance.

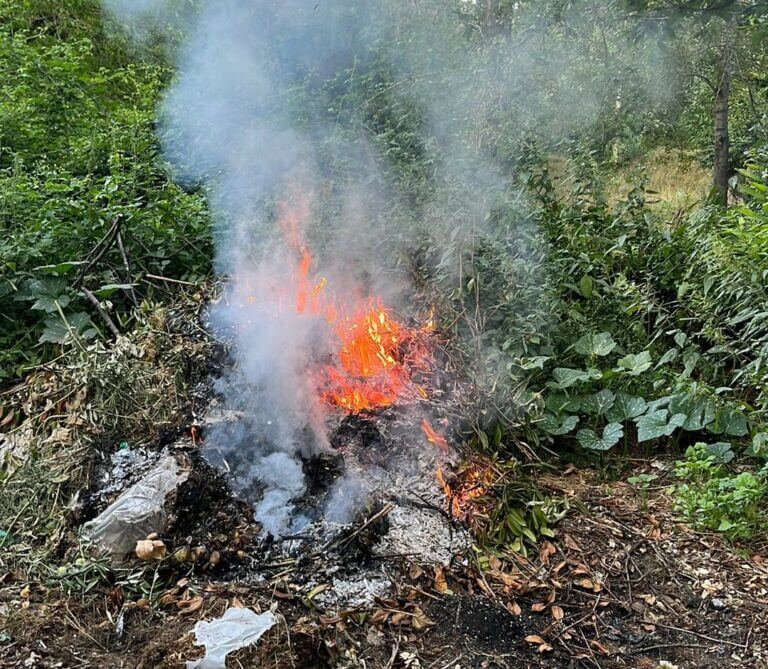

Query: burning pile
<box><xmin>264</xmin><ymin>194</ymin><xmax>435</xmax><ymax>415</ymax></box>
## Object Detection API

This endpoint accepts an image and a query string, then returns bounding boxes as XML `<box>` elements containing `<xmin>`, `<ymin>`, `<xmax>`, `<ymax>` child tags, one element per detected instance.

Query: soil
<box><xmin>2</xmin><ymin>461</ymin><xmax>767</xmax><ymax>668</ymax></box>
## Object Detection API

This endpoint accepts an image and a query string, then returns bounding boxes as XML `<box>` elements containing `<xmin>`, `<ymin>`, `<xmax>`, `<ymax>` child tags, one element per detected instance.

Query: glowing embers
<box><xmin>435</xmin><ymin>459</ymin><xmax>496</xmax><ymax>522</ymax></box>
<box><xmin>421</xmin><ymin>418</ymin><xmax>449</xmax><ymax>453</ymax></box>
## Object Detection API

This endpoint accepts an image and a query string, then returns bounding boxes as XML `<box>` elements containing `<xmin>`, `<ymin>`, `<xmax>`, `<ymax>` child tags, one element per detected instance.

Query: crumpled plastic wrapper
<box><xmin>82</xmin><ymin>454</ymin><xmax>187</xmax><ymax>556</ymax></box>
<box><xmin>186</xmin><ymin>607</ymin><xmax>277</xmax><ymax>669</ymax></box>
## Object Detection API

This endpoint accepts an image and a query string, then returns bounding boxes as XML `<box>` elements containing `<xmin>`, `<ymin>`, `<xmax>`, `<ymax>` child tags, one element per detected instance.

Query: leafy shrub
<box><xmin>0</xmin><ymin>1</ymin><xmax>212</xmax><ymax>380</ymax></box>
<box><xmin>673</xmin><ymin>443</ymin><xmax>767</xmax><ymax>541</ymax></box>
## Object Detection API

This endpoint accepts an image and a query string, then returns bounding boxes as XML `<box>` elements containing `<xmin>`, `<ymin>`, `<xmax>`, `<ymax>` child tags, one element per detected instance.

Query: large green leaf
<box><xmin>668</xmin><ymin>393</ymin><xmax>716</xmax><ymax>431</ymax></box>
<box><xmin>702</xmin><ymin>442</ymin><xmax>734</xmax><ymax>464</ymax></box>
<box><xmin>539</xmin><ymin>413</ymin><xmax>579</xmax><ymax>436</ymax></box>
<box><xmin>606</xmin><ymin>393</ymin><xmax>648</xmax><ymax>422</ymax></box>
<box><xmin>616</xmin><ymin>351</ymin><xmax>652</xmax><ymax>376</ymax></box>
<box><xmin>546</xmin><ymin>367</ymin><xmax>602</xmax><ymax>390</ymax></box>
<box><xmin>581</xmin><ymin>389</ymin><xmax>615</xmax><ymax>416</ymax></box>
<box><xmin>577</xmin><ymin>423</ymin><xmax>623</xmax><ymax>451</ymax></box>
<box><xmin>636</xmin><ymin>409</ymin><xmax>686</xmax><ymax>442</ymax></box>
<box><xmin>709</xmin><ymin>408</ymin><xmax>749</xmax><ymax>437</ymax></box>
<box><xmin>19</xmin><ymin>278</ymin><xmax>71</xmax><ymax>314</ymax></box>
<box><xmin>574</xmin><ymin>332</ymin><xmax>616</xmax><ymax>357</ymax></box>
<box><xmin>39</xmin><ymin>312</ymin><xmax>97</xmax><ymax>344</ymax></box>
<box><xmin>545</xmin><ymin>393</ymin><xmax>582</xmax><ymax>414</ymax></box>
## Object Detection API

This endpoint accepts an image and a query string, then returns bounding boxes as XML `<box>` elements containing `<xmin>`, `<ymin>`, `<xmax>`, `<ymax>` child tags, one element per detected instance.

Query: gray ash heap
<box><xmin>198</xmin><ymin>355</ymin><xmax>471</xmax><ymax>608</ymax></box>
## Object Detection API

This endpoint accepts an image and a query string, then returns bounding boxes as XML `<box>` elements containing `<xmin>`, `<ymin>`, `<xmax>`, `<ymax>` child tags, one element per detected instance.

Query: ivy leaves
<box><xmin>577</xmin><ymin>423</ymin><xmax>623</xmax><ymax>451</ymax></box>
<box><xmin>535</xmin><ymin>328</ymin><xmax>753</xmax><ymax>456</ymax></box>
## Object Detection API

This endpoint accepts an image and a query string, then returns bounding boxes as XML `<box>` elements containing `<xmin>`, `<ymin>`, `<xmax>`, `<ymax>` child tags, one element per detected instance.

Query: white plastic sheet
<box><xmin>82</xmin><ymin>454</ymin><xmax>187</xmax><ymax>556</ymax></box>
<box><xmin>186</xmin><ymin>607</ymin><xmax>277</xmax><ymax>669</ymax></box>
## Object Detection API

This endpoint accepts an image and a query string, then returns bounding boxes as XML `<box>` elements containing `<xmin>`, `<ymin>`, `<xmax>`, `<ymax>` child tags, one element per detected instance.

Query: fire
<box><xmin>421</xmin><ymin>419</ymin><xmax>449</xmax><ymax>453</ymax></box>
<box><xmin>435</xmin><ymin>461</ymin><xmax>496</xmax><ymax>521</ymax></box>
<box><xmin>266</xmin><ymin>194</ymin><xmax>433</xmax><ymax>414</ymax></box>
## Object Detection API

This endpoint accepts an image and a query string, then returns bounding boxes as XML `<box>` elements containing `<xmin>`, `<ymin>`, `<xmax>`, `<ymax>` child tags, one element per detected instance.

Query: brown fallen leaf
<box><xmin>525</xmin><ymin>635</ymin><xmax>546</xmax><ymax>645</ymax></box>
<box><xmin>551</xmin><ymin>605</ymin><xmax>564</xmax><ymax>622</ymax></box>
<box><xmin>411</xmin><ymin>607</ymin><xmax>434</xmax><ymax>630</ymax></box>
<box><xmin>506</xmin><ymin>601</ymin><xmax>522</xmax><ymax>616</ymax></box>
<box><xmin>590</xmin><ymin>639</ymin><xmax>610</xmax><ymax>654</ymax></box>
<box><xmin>539</xmin><ymin>541</ymin><xmax>557</xmax><ymax>564</ymax></box>
<box><xmin>177</xmin><ymin>596</ymin><xmax>203</xmax><ymax>615</ymax></box>
<box><xmin>564</xmin><ymin>534</ymin><xmax>582</xmax><ymax>552</ymax></box>
<box><xmin>531</xmin><ymin>602</ymin><xmax>547</xmax><ymax>613</ymax></box>
<box><xmin>434</xmin><ymin>565</ymin><xmax>450</xmax><ymax>594</ymax></box>
<box><xmin>409</xmin><ymin>564</ymin><xmax>424</xmax><ymax>580</ymax></box>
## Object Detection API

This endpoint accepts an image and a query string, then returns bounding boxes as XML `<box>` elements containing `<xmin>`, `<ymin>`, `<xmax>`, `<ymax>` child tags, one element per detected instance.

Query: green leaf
<box><xmin>581</xmin><ymin>389</ymin><xmax>615</xmax><ymax>416</ymax></box>
<box><xmin>91</xmin><ymin>283</ymin><xmax>136</xmax><ymax>299</ymax></box>
<box><xmin>546</xmin><ymin>368</ymin><xmax>602</xmax><ymax>390</ymax></box>
<box><xmin>574</xmin><ymin>332</ymin><xmax>616</xmax><ymax>357</ymax></box>
<box><xmin>636</xmin><ymin>409</ymin><xmax>687</xmax><ymax>442</ymax></box>
<box><xmin>669</xmin><ymin>394</ymin><xmax>716</xmax><ymax>431</ymax></box>
<box><xmin>517</xmin><ymin>356</ymin><xmax>551</xmax><ymax>370</ymax></box>
<box><xmin>656</xmin><ymin>348</ymin><xmax>678</xmax><ymax>367</ymax></box>
<box><xmin>539</xmin><ymin>413</ymin><xmax>579</xmax><ymax>436</ymax></box>
<box><xmin>606</xmin><ymin>393</ymin><xmax>648</xmax><ymax>422</ymax></box>
<box><xmin>578</xmin><ymin>275</ymin><xmax>594</xmax><ymax>298</ymax></box>
<box><xmin>702</xmin><ymin>442</ymin><xmax>734</xmax><ymax>464</ymax></box>
<box><xmin>39</xmin><ymin>312</ymin><xmax>97</xmax><ymax>344</ymax></box>
<box><xmin>709</xmin><ymin>408</ymin><xmax>749</xmax><ymax>437</ymax></box>
<box><xmin>616</xmin><ymin>351</ymin><xmax>652</xmax><ymax>376</ymax></box>
<box><xmin>577</xmin><ymin>422</ymin><xmax>623</xmax><ymax>451</ymax></box>
<box><xmin>34</xmin><ymin>261</ymin><xmax>86</xmax><ymax>276</ymax></box>
<box><xmin>545</xmin><ymin>393</ymin><xmax>581</xmax><ymax>414</ymax></box>
<box><xmin>20</xmin><ymin>278</ymin><xmax>70</xmax><ymax>314</ymax></box>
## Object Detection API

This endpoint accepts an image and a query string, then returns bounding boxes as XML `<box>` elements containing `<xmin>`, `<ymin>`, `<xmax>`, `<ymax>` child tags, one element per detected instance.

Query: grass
<box><xmin>610</xmin><ymin>147</ymin><xmax>712</xmax><ymax>210</ymax></box>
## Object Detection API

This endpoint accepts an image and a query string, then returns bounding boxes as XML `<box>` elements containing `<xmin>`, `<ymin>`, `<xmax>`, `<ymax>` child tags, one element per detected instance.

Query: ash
<box><xmin>92</xmin><ymin>445</ymin><xmax>159</xmax><ymax>505</ymax></box>
<box><xmin>201</xmin><ymin>402</ymin><xmax>470</xmax><ymax>609</ymax></box>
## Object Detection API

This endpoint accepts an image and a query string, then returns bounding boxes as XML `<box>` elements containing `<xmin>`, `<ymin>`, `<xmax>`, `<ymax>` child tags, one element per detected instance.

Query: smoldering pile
<box><xmin>194</xmin><ymin>335</ymin><xmax>472</xmax><ymax>608</ymax></box>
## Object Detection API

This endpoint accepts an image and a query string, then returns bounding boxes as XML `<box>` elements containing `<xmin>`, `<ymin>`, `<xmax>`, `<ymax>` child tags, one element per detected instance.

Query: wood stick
<box><xmin>143</xmin><ymin>273</ymin><xmax>197</xmax><ymax>287</ymax></box>
<box><xmin>73</xmin><ymin>215</ymin><xmax>122</xmax><ymax>289</ymax></box>
<box><xmin>115</xmin><ymin>230</ymin><xmax>139</xmax><ymax>306</ymax></box>
<box><xmin>81</xmin><ymin>287</ymin><xmax>120</xmax><ymax>338</ymax></box>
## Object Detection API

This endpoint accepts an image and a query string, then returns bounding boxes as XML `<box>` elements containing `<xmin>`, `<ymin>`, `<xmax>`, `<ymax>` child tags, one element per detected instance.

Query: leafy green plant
<box><xmin>673</xmin><ymin>443</ymin><xmax>767</xmax><ymax>540</ymax></box>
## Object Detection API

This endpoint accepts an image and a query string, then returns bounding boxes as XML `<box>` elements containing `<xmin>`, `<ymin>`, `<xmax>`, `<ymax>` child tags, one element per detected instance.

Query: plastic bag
<box><xmin>186</xmin><ymin>607</ymin><xmax>277</xmax><ymax>669</ymax></box>
<box><xmin>82</xmin><ymin>455</ymin><xmax>187</xmax><ymax>556</ymax></box>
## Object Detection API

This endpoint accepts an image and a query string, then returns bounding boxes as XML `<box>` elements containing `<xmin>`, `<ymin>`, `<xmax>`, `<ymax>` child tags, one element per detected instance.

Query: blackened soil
<box><xmin>429</xmin><ymin>594</ymin><xmax>531</xmax><ymax>655</ymax></box>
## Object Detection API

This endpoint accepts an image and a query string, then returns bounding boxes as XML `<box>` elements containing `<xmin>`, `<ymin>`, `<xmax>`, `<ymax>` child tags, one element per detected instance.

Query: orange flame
<box><xmin>421</xmin><ymin>419</ymin><xmax>449</xmax><ymax>453</ymax></box>
<box><xmin>436</xmin><ymin>461</ymin><xmax>495</xmax><ymax>520</ymax></box>
<box><xmin>264</xmin><ymin>193</ymin><xmax>433</xmax><ymax>414</ymax></box>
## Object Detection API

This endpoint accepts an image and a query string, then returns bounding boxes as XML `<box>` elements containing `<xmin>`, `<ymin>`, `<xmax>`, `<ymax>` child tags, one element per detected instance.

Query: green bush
<box><xmin>673</xmin><ymin>443</ymin><xmax>767</xmax><ymax>541</ymax></box>
<box><xmin>0</xmin><ymin>1</ymin><xmax>212</xmax><ymax>380</ymax></box>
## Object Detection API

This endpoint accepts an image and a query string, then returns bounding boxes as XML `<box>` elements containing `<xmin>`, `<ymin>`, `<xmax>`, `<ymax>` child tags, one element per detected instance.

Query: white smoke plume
<box><xmin>102</xmin><ymin>0</ymin><xmax>679</xmax><ymax>535</ymax></box>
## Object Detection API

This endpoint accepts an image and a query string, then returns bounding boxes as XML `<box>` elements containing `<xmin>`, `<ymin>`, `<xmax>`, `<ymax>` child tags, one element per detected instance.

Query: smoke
<box><xmin>102</xmin><ymin>0</ymin><xmax>679</xmax><ymax>535</ymax></box>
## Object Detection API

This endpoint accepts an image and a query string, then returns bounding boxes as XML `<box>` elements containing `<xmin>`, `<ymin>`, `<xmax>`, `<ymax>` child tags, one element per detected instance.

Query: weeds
<box><xmin>673</xmin><ymin>443</ymin><xmax>768</xmax><ymax>541</ymax></box>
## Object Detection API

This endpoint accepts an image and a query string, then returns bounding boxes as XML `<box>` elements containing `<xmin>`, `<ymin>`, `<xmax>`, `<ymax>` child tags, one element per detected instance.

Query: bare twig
<box><xmin>73</xmin><ymin>215</ymin><xmax>122</xmax><ymax>289</ymax></box>
<box><xmin>81</xmin><ymin>287</ymin><xmax>121</xmax><ymax>338</ymax></box>
<box><xmin>143</xmin><ymin>273</ymin><xmax>198</xmax><ymax>287</ymax></box>
<box><xmin>115</xmin><ymin>230</ymin><xmax>139</xmax><ymax>307</ymax></box>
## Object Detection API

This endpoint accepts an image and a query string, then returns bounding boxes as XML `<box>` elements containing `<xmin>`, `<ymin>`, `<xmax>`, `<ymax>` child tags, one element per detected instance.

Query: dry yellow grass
<box><xmin>610</xmin><ymin>147</ymin><xmax>711</xmax><ymax>209</ymax></box>
<box><xmin>546</xmin><ymin>148</ymin><xmax>711</xmax><ymax>211</ymax></box>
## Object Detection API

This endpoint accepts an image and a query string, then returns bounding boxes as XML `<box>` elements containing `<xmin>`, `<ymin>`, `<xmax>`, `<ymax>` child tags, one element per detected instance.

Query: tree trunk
<box><xmin>713</xmin><ymin>47</ymin><xmax>733</xmax><ymax>204</ymax></box>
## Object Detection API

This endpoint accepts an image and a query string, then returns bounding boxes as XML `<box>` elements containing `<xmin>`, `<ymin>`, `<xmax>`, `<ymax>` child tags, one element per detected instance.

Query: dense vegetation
<box><xmin>2</xmin><ymin>0</ymin><xmax>768</xmax><ymax>548</ymax></box>
<box><xmin>0</xmin><ymin>2</ymin><xmax>211</xmax><ymax>380</ymax></box>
